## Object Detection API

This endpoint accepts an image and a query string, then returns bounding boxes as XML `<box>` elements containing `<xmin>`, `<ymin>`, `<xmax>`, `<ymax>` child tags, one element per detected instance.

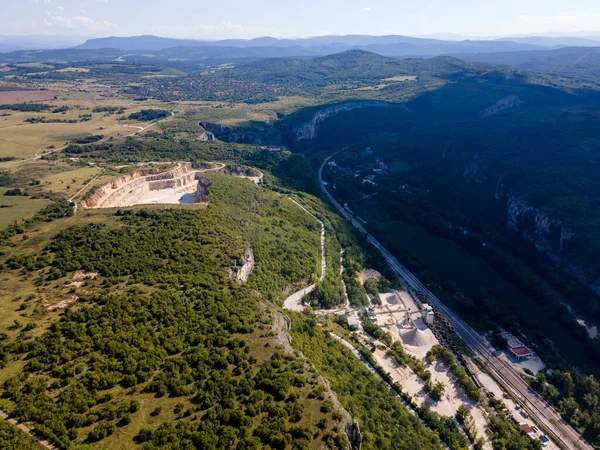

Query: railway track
<box><xmin>318</xmin><ymin>153</ymin><xmax>592</xmax><ymax>450</ymax></box>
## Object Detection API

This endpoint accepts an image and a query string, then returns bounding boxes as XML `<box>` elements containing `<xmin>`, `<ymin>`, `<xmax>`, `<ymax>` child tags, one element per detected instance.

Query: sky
<box><xmin>1</xmin><ymin>0</ymin><xmax>600</xmax><ymax>39</ymax></box>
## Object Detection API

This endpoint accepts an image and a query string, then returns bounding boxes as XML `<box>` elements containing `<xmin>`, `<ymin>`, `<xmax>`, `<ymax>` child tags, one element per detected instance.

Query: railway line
<box><xmin>318</xmin><ymin>153</ymin><xmax>592</xmax><ymax>450</ymax></box>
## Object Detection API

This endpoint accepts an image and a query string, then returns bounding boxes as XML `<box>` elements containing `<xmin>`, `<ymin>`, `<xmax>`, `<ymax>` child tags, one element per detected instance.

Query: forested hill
<box><xmin>455</xmin><ymin>46</ymin><xmax>600</xmax><ymax>80</ymax></box>
<box><xmin>220</xmin><ymin>50</ymin><xmax>471</xmax><ymax>83</ymax></box>
<box><xmin>0</xmin><ymin>164</ymin><xmax>443</xmax><ymax>449</ymax></box>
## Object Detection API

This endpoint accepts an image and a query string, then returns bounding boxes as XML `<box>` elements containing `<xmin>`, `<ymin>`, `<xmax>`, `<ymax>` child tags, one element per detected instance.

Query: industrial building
<box><xmin>501</xmin><ymin>332</ymin><xmax>534</xmax><ymax>360</ymax></box>
<box><xmin>347</xmin><ymin>315</ymin><xmax>359</xmax><ymax>331</ymax></box>
<box><xmin>421</xmin><ymin>303</ymin><xmax>435</xmax><ymax>325</ymax></box>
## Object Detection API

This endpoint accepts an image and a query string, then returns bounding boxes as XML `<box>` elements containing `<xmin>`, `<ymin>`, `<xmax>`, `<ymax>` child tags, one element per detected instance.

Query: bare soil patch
<box><xmin>359</xmin><ymin>268</ymin><xmax>381</xmax><ymax>285</ymax></box>
<box><xmin>10</xmin><ymin>231</ymin><xmax>37</xmax><ymax>243</ymax></box>
<box><xmin>47</xmin><ymin>295</ymin><xmax>78</xmax><ymax>311</ymax></box>
<box><xmin>72</xmin><ymin>270</ymin><xmax>99</xmax><ymax>281</ymax></box>
<box><xmin>0</xmin><ymin>90</ymin><xmax>56</xmax><ymax>105</ymax></box>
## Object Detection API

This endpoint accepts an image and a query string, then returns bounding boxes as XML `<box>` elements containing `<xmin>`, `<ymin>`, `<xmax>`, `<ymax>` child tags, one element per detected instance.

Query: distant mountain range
<box><xmin>73</xmin><ymin>34</ymin><xmax>552</xmax><ymax>55</ymax></box>
<box><xmin>2</xmin><ymin>34</ymin><xmax>600</xmax><ymax>82</ymax></box>
<box><xmin>0</xmin><ymin>35</ymin><xmax>89</xmax><ymax>53</ymax></box>
<box><xmin>454</xmin><ymin>46</ymin><xmax>600</xmax><ymax>80</ymax></box>
<box><xmin>2</xmin><ymin>33</ymin><xmax>600</xmax><ymax>55</ymax></box>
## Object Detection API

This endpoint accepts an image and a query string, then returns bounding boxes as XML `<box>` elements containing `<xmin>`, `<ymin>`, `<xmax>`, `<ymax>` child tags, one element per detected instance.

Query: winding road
<box><xmin>318</xmin><ymin>153</ymin><xmax>592</xmax><ymax>450</ymax></box>
<box><xmin>283</xmin><ymin>197</ymin><xmax>326</xmax><ymax>312</ymax></box>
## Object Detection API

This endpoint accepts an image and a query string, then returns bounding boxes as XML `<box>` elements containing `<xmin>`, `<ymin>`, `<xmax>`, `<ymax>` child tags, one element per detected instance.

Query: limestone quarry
<box><xmin>81</xmin><ymin>163</ymin><xmax>220</xmax><ymax>208</ymax></box>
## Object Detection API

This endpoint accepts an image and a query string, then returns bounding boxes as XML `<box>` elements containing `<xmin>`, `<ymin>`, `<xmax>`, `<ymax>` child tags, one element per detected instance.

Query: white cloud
<box><xmin>141</xmin><ymin>22</ymin><xmax>283</xmax><ymax>39</ymax></box>
<box><xmin>44</xmin><ymin>14</ymin><xmax>118</xmax><ymax>31</ymax></box>
<box><xmin>362</xmin><ymin>7</ymin><xmax>372</xmax><ymax>13</ymax></box>
<box><xmin>44</xmin><ymin>0</ymin><xmax>52</xmax><ymax>5</ymax></box>
<box><xmin>0</xmin><ymin>20</ymin><xmax>37</xmax><ymax>33</ymax></box>
<box><xmin>512</xmin><ymin>11</ymin><xmax>600</xmax><ymax>32</ymax></box>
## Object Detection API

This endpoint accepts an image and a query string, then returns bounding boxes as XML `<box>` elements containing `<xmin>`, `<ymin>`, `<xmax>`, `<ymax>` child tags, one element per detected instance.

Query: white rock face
<box><xmin>507</xmin><ymin>196</ymin><xmax>573</xmax><ymax>262</ymax></box>
<box><xmin>480</xmin><ymin>95</ymin><xmax>522</xmax><ymax>118</ymax></box>
<box><xmin>292</xmin><ymin>101</ymin><xmax>406</xmax><ymax>141</ymax></box>
<box><xmin>505</xmin><ymin>196</ymin><xmax>600</xmax><ymax>295</ymax></box>
<box><xmin>82</xmin><ymin>163</ymin><xmax>206</xmax><ymax>208</ymax></box>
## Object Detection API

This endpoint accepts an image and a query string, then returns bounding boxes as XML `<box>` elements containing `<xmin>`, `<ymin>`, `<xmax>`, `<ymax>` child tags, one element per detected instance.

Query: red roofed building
<box><xmin>520</xmin><ymin>423</ymin><xmax>533</xmax><ymax>434</ymax></box>
<box><xmin>510</xmin><ymin>346</ymin><xmax>534</xmax><ymax>360</ymax></box>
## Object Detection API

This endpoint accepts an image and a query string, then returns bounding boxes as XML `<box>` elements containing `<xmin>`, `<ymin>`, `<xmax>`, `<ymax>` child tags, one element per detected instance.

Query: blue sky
<box><xmin>2</xmin><ymin>0</ymin><xmax>600</xmax><ymax>38</ymax></box>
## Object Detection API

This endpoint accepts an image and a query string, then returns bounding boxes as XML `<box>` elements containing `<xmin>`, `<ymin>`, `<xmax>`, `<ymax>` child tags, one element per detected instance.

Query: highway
<box><xmin>318</xmin><ymin>153</ymin><xmax>592</xmax><ymax>450</ymax></box>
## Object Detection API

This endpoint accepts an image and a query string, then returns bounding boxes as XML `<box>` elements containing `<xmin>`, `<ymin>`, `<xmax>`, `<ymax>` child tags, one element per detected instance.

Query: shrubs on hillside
<box><xmin>128</xmin><ymin>109</ymin><xmax>169</xmax><ymax>121</ymax></box>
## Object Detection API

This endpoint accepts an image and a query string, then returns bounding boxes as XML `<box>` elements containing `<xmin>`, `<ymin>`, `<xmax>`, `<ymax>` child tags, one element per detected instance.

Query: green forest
<box><xmin>0</xmin><ymin>169</ymin><xmax>445</xmax><ymax>450</ymax></box>
<box><xmin>0</xmin><ymin>175</ymin><xmax>353</xmax><ymax>449</ymax></box>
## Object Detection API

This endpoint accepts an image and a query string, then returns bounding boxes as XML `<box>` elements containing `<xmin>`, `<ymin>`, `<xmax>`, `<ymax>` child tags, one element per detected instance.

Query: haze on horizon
<box><xmin>1</xmin><ymin>0</ymin><xmax>600</xmax><ymax>40</ymax></box>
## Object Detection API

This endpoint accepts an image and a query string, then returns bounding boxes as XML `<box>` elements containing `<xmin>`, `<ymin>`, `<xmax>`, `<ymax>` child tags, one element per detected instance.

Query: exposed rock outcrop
<box><xmin>199</xmin><ymin>131</ymin><xmax>215</xmax><ymax>141</ymax></box>
<box><xmin>195</xmin><ymin>175</ymin><xmax>213</xmax><ymax>203</ymax></box>
<box><xmin>507</xmin><ymin>196</ymin><xmax>574</xmax><ymax>264</ymax></box>
<box><xmin>346</xmin><ymin>421</ymin><xmax>362</xmax><ymax>450</ymax></box>
<box><xmin>506</xmin><ymin>196</ymin><xmax>600</xmax><ymax>295</ymax></box>
<box><xmin>199</xmin><ymin>121</ymin><xmax>226</xmax><ymax>136</ymax></box>
<box><xmin>199</xmin><ymin>121</ymin><xmax>264</xmax><ymax>145</ymax></box>
<box><xmin>232</xmin><ymin>166</ymin><xmax>264</xmax><ymax>185</ymax></box>
<box><xmin>495</xmin><ymin>176</ymin><xmax>508</xmax><ymax>200</ymax></box>
<box><xmin>290</xmin><ymin>101</ymin><xmax>406</xmax><ymax>141</ymax></box>
<box><xmin>480</xmin><ymin>95</ymin><xmax>522</xmax><ymax>118</ymax></box>
<box><xmin>462</xmin><ymin>154</ymin><xmax>486</xmax><ymax>183</ymax></box>
<box><xmin>236</xmin><ymin>249</ymin><xmax>255</xmax><ymax>284</ymax></box>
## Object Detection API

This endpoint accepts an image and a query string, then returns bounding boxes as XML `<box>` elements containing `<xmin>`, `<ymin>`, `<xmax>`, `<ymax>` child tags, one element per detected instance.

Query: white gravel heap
<box><xmin>402</xmin><ymin>326</ymin><xmax>433</xmax><ymax>348</ymax></box>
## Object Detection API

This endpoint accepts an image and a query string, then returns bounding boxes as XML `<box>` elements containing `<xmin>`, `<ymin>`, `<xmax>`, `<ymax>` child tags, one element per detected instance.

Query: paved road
<box><xmin>318</xmin><ymin>153</ymin><xmax>592</xmax><ymax>450</ymax></box>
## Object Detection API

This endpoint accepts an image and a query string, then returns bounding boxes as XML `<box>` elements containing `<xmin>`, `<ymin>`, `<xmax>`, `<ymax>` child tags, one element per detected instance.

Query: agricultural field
<box><xmin>56</xmin><ymin>67</ymin><xmax>91</xmax><ymax>73</ymax></box>
<box><xmin>0</xmin><ymin>92</ymin><xmax>175</xmax><ymax>161</ymax></box>
<box><xmin>0</xmin><ymin>90</ymin><xmax>56</xmax><ymax>105</ymax></box>
<box><xmin>383</xmin><ymin>75</ymin><xmax>418</xmax><ymax>81</ymax></box>
<box><xmin>39</xmin><ymin>166</ymin><xmax>104</xmax><ymax>197</ymax></box>
<box><xmin>0</xmin><ymin>187</ymin><xmax>52</xmax><ymax>229</ymax></box>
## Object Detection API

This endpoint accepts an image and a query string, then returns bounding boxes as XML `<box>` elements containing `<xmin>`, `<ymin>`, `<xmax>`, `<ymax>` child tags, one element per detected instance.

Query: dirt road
<box><xmin>283</xmin><ymin>197</ymin><xmax>326</xmax><ymax>311</ymax></box>
<box><xmin>0</xmin><ymin>409</ymin><xmax>58</xmax><ymax>449</ymax></box>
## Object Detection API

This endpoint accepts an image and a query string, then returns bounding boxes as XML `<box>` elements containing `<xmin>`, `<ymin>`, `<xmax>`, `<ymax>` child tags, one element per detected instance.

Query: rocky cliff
<box><xmin>200</xmin><ymin>121</ymin><xmax>264</xmax><ymax>145</ymax></box>
<box><xmin>506</xmin><ymin>196</ymin><xmax>600</xmax><ymax>295</ymax></box>
<box><xmin>507</xmin><ymin>196</ymin><xmax>573</xmax><ymax>263</ymax></box>
<box><xmin>290</xmin><ymin>101</ymin><xmax>406</xmax><ymax>141</ymax></box>
<box><xmin>479</xmin><ymin>95</ymin><xmax>522</xmax><ymax>118</ymax></box>
<box><xmin>195</xmin><ymin>175</ymin><xmax>213</xmax><ymax>203</ymax></box>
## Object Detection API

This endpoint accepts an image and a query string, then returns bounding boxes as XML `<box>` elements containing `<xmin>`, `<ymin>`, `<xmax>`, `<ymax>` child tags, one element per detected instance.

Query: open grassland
<box><xmin>383</xmin><ymin>75</ymin><xmax>418</xmax><ymax>82</ymax></box>
<box><xmin>0</xmin><ymin>94</ymin><xmax>178</xmax><ymax>161</ymax></box>
<box><xmin>39</xmin><ymin>166</ymin><xmax>103</xmax><ymax>196</ymax></box>
<box><xmin>0</xmin><ymin>211</ymin><xmax>119</xmax><ymax>381</ymax></box>
<box><xmin>175</xmin><ymin>96</ymin><xmax>316</xmax><ymax>124</ymax></box>
<box><xmin>0</xmin><ymin>188</ymin><xmax>51</xmax><ymax>229</ymax></box>
<box><xmin>56</xmin><ymin>67</ymin><xmax>91</xmax><ymax>73</ymax></box>
<box><xmin>0</xmin><ymin>113</ymin><xmax>118</xmax><ymax>160</ymax></box>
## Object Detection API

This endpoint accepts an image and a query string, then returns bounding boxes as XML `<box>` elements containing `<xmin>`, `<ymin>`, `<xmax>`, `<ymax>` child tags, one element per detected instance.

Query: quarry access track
<box><xmin>318</xmin><ymin>152</ymin><xmax>592</xmax><ymax>450</ymax></box>
<box><xmin>283</xmin><ymin>198</ymin><xmax>326</xmax><ymax>312</ymax></box>
<box><xmin>0</xmin><ymin>409</ymin><xmax>58</xmax><ymax>450</ymax></box>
